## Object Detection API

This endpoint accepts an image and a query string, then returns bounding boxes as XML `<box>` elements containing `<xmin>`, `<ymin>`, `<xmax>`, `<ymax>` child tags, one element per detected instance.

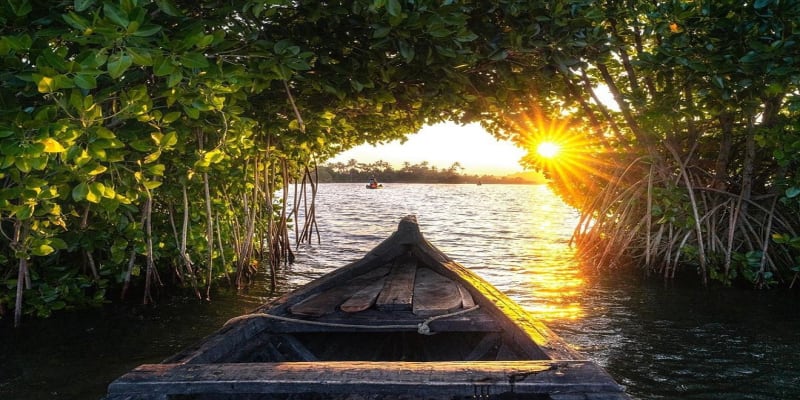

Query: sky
<box><xmin>327</xmin><ymin>122</ymin><xmax>528</xmax><ymax>176</ymax></box>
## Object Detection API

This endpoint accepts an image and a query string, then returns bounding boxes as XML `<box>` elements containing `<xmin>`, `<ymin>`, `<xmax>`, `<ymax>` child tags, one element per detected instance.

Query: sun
<box><xmin>536</xmin><ymin>142</ymin><xmax>561</xmax><ymax>159</ymax></box>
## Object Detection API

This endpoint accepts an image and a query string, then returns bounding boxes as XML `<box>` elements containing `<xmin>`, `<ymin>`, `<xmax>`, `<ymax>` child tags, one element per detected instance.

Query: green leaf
<box><xmin>74</xmin><ymin>0</ymin><xmax>95</xmax><ymax>12</ymax></box>
<box><xmin>143</xmin><ymin>149</ymin><xmax>161</xmax><ymax>164</ymax></box>
<box><xmin>94</xmin><ymin>127</ymin><xmax>116</xmax><ymax>139</ymax></box>
<box><xmin>155</xmin><ymin>0</ymin><xmax>183</xmax><ymax>17</ymax></box>
<box><xmin>86</xmin><ymin>163</ymin><xmax>107</xmax><ymax>176</ymax></box>
<box><xmin>167</xmin><ymin>71</ymin><xmax>183</xmax><ymax>87</ymax></box>
<box><xmin>74</xmin><ymin>73</ymin><xmax>98</xmax><ymax>90</ymax></box>
<box><xmin>162</xmin><ymin>131</ymin><xmax>178</xmax><ymax>147</ymax></box>
<box><xmin>127</xmin><ymin>47</ymin><xmax>154</xmax><ymax>66</ymax></box>
<box><xmin>153</xmin><ymin>57</ymin><xmax>175</xmax><ymax>76</ymax></box>
<box><xmin>30</xmin><ymin>243</ymin><xmax>55</xmax><ymax>257</ymax></box>
<box><xmin>179</xmin><ymin>53</ymin><xmax>209</xmax><ymax>68</ymax></box>
<box><xmin>63</xmin><ymin>11</ymin><xmax>90</xmax><ymax>30</ymax></box>
<box><xmin>143</xmin><ymin>180</ymin><xmax>162</xmax><ymax>189</ymax></box>
<box><xmin>146</xmin><ymin>164</ymin><xmax>165</xmax><ymax>176</ymax></box>
<box><xmin>373</xmin><ymin>25</ymin><xmax>391</xmax><ymax>39</ymax></box>
<box><xmin>183</xmin><ymin>105</ymin><xmax>200</xmax><ymax>119</ymax></box>
<box><xmin>203</xmin><ymin>149</ymin><xmax>225</xmax><ymax>164</ymax></box>
<box><xmin>72</xmin><ymin>182</ymin><xmax>88</xmax><ymax>201</ymax></box>
<box><xmin>87</xmin><ymin>182</ymin><xmax>105</xmax><ymax>203</ymax></box>
<box><xmin>274</xmin><ymin>40</ymin><xmax>293</xmax><ymax>55</ymax></box>
<box><xmin>14</xmin><ymin>204</ymin><xmax>34</xmax><ymax>220</ymax></box>
<box><xmin>103</xmin><ymin>2</ymin><xmax>129</xmax><ymax>27</ymax></box>
<box><xmin>386</xmin><ymin>0</ymin><xmax>401</xmax><ymax>16</ymax></box>
<box><xmin>15</xmin><ymin>157</ymin><xmax>31</xmax><ymax>173</ymax></box>
<box><xmin>8</xmin><ymin>0</ymin><xmax>33</xmax><ymax>16</ymax></box>
<box><xmin>107</xmin><ymin>52</ymin><xmax>133</xmax><ymax>79</ymax></box>
<box><xmin>398</xmin><ymin>40</ymin><xmax>414</xmax><ymax>62</ymax></box>
<box><xmin>162</xmin><ymin>111</ymin><xmax>181</xmax><ymax>124</ymax></box>
<box><xmin>34</xmin><ymin>74</ymin><xmax>56</xmax><ymax>93</ymax></box>
<box><xmin>41</xmin><ymin>138</ymin><xmax>65</xmax><ymax>153</ymax></box>
<box><xmin>786</xmin><ymin>187</ymin><xmax>800</xmax><ymax>199</ymax></box>
<box><xmin>285</xmin><ymin>58</ymin><xmax>311</xmax><ymax>71</ymax></box>
<box><xmin>132</xmin><ymin>24</ymin><xmax>162</xmax><ymax>37</ymax></box>
<box><xmin>129</xmin><ymin>139</ymin><xmax>154</xmax><ymax>152</ymax></box>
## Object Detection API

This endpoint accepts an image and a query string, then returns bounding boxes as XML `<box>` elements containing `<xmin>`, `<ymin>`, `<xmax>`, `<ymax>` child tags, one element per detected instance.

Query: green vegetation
<box><xmin>0</xmin><ymin>0</ymin><xmax>585</xmax><ymax>325</ymax></box>
<box><xmin>492</xmin><ymin>1</ymin><xmax>800</xmax><ymax>289</ymax></box>
<box><xmin>320</xmin><ymin>160</ymin><xmax>542</xmax><ymax>184</ymax></box>
<box><xmin>2</xmin><ymin>0</ymin><xmax>799</xmax><ymax>326</ymax></box>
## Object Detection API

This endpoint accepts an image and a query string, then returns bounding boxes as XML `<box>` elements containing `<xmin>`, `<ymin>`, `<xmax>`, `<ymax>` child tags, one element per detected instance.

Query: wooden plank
<box><xmin>413</xmin><ymin>267</ymin><xmax>463</xmax><ymax>316</ymax></box>
<box><xmin>107</xmin><ymin>360</ymin><xmax>628</xmax><ymax>398</ymax></box>
<box><xmin>376</xmin><ymin>256</ymin><xmax>417</xmax><ymax>311</ymax></box>
<box><xmin>457</xmin><ymin>283</ymin><xmax>476</xmax><ymax>308</ymax></box>
<box><xmin>340</xmin><ymin>276</ymin><xmax>387</xmax><ymax>313</ymax></box>
<box><xmin>290</xmin><ymin>266</ymin><xmax>390</xmax><ymax>317</ymax></box>
<box><xmin>465</xmin><ymin>333</ymin><xmax>501</xmax><ymax>361</ymax></box>
<box><xmin>274</xmin><ymin>334</ymin><xmax>318</xmax><ymax>361</ymax></box>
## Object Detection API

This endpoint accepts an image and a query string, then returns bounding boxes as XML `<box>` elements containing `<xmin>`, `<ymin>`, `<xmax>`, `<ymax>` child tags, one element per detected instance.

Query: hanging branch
<box><xmin>12</xmin><ymin>219</ymin><xmax>30</xmax><ymax>327</ymax></box>
<box><xmin>198</xmin><ymin>128</ymin><xmax>215</xmax><ymax>301</ymax></box>
<box><xmin>283</xmin><ymin>80</ymin><xmax>305</xmax><ymax>133</ymax></box>
<box><xmin>120</xmin><ymin>210</ymin><xmax>146</xmax><ymax>300</ymax></box>
<box><xmin>265</xmin><ymin>152</ymin><xmax>278</xmax><ymax>291</ymax></box>
<box><xmin>178</xmin><ymin>184</ymin><xmax>201</xmax><ymax>299</ymax></box>
<box><xmin>142</xmin><ymin>190</ymin><xmax>163</xmax><ymax>305</ymax></box>
<box><xmin>80</xmin><ymin>205</ymin><xmax>100</xmax><ymax>281</ymax></box>
<box><xmin>297</xmin><ymin>164</ymin><xmax>321</xmax><ymax>246</ymax></box>
<box><xmin>280</xmin><ymin>158</ymin><xmax>295</xmax><ymax>264</ymax></box>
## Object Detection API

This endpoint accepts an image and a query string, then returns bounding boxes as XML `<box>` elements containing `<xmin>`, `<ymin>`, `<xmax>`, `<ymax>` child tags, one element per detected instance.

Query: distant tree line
<box><xmin>320</xmin><ymin>160</ymin><xmax>536</xmax><ymax>184</ymax></box>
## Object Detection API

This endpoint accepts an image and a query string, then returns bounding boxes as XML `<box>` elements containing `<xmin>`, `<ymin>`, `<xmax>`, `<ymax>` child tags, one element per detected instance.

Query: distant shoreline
<box><xmin>318</xmin><ymin>163</ymin><xmax>547</xmax><ymax>185</ymax></box>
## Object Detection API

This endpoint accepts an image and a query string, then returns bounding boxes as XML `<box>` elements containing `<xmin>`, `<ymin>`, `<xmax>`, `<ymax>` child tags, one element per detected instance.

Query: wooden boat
<box><xmin>104</xmin><ymin>215</ymin><xmax>629</xmax><ymax>400</ymax></box>
<box><xmin>366</xmin><ymin>183</ymin><xmax>383</xmax><ymax>189</ymax></box>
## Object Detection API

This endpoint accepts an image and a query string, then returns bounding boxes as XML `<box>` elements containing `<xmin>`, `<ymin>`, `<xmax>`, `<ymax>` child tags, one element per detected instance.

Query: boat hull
<box><xmin>104</xmin><ymin>215</ymin><xmax>629</xmax><ymax>399</ymax></box>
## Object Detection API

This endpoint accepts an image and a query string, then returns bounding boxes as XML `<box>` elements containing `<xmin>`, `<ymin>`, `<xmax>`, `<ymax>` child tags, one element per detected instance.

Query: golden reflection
<box><xmin>524</xmin><ymin>268</ymin><xmax>585</xmax><ymax>321</ymax></box>
<box><xmin>519</xmin><ymin>207</ymin><xmax>586</xmax><ymax>322</ymax></box>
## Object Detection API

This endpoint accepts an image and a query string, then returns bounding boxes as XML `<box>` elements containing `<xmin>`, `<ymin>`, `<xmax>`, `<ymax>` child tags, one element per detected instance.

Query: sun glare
<box><xmin>503</xmin><ymin>105</ymin><xmax>612</xmax><ymax>202</ymax></box>
<box><xmin>536</xmin><ymin>142</ymin><xmax>561</xmax><ymax>159</ymax></box>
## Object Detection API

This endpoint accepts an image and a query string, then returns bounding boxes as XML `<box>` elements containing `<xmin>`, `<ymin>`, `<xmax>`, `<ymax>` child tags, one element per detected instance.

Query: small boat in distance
<box><xmin>104</xmin><ymin>216</ymin><xmax>630</xmax><ymax>399</ymax></box>
<box><xmin>367</xmin><ymin>175</ymin><xmax>382</xmax><ymax>189</ymax></box>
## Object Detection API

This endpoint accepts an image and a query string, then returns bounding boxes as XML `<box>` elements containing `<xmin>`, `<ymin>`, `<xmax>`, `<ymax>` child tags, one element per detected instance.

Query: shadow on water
<box><xmin>551</xmin><ymin>273</ymin><xmax>800</xmax><ymax>400</ymax></box>
<box><xmin>0</xmin><ymin>287</ymin><xmax>275</xmax><ymax>400</ymax></box>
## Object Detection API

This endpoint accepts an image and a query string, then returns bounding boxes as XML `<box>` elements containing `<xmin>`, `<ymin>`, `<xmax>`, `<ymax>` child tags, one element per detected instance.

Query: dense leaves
<box><xmin>0</xmin><ymin>0</ymin><xmax>576</xmax><ymax>325</ymax></box>
<box><xmin>3</xmin><ymin>0</ymin><xmax>799</xmax><ymax>326</ymax></box>
<box><xmin>496</xmin><ymin>0</ymin><xmax>800</xmax><ymax>288</ymax></box>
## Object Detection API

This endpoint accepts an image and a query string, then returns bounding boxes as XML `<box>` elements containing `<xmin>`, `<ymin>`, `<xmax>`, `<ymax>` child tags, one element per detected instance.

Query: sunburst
<box><xmin>536</xmin><ymin>142</ymin><xmax>561</xmax><ymax>159</ymax></box>
<box><xmin>503</xmin><ymin>106</ymin><xmax>612</xmax><ymax>204</ymax></box>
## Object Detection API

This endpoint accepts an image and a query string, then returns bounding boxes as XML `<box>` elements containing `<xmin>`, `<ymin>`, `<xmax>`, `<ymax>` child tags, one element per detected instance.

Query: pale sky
<box><xmin>328</xmin><ymin>122</ymin><xmax>527</xmax><ymax>175</ymax></box>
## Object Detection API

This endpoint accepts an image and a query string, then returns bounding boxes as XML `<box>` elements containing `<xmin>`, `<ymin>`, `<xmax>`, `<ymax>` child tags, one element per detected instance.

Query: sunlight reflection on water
<box><xmin>293</xmin><ymin>183</ymin><xmax>584</xmax><ymax>322</ymax></box>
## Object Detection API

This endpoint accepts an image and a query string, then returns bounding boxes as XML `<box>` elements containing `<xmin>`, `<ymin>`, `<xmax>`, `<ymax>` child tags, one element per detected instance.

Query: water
<box><xmin>2</xmin><ymin>183</ymin><xmax>799</xmax><ymax>399</ymax></box>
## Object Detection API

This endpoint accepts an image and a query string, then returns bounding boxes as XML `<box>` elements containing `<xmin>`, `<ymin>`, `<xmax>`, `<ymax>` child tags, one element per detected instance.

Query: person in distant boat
<box><xmin>368</xmin><ymin>175</ymin><xmax>379</xmax><ymax>188</ymax></box>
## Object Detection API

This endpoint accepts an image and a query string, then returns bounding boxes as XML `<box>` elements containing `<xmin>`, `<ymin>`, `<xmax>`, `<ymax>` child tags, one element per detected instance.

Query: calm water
<box><xmin>2</xmin><ymin>183</ymin><xmax>799</xmax><ymax>399</ymax></box>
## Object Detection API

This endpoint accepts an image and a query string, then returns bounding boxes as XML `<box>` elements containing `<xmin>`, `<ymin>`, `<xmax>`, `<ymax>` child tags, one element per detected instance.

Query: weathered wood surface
<box><xmin>107</xmin><ymin>360</ymin><xmax>627</xmax><ymax>398</ymax></box>
<box><xmin>290</xmin><ymin>267</ymin><xmax>390</xmax><ymax>317</ymax></box>
<box><xmin>376</xmin><ymin>256</ymin><xmax>417</xmax><ymax>311</ymax></box>
<box><xmin>458</xmin><ymin>282</ymin><xmax>476</xmax><ymax>308</ymax></box>
<box><xmin>340</xmin><ymin>276</ymin><xmax>386</xmax><ymax>313</ymax></box>
<box><xmin>412</xmin><ymin>267</ymin><xmax>463</xmax><ymax>316</ymax></box>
